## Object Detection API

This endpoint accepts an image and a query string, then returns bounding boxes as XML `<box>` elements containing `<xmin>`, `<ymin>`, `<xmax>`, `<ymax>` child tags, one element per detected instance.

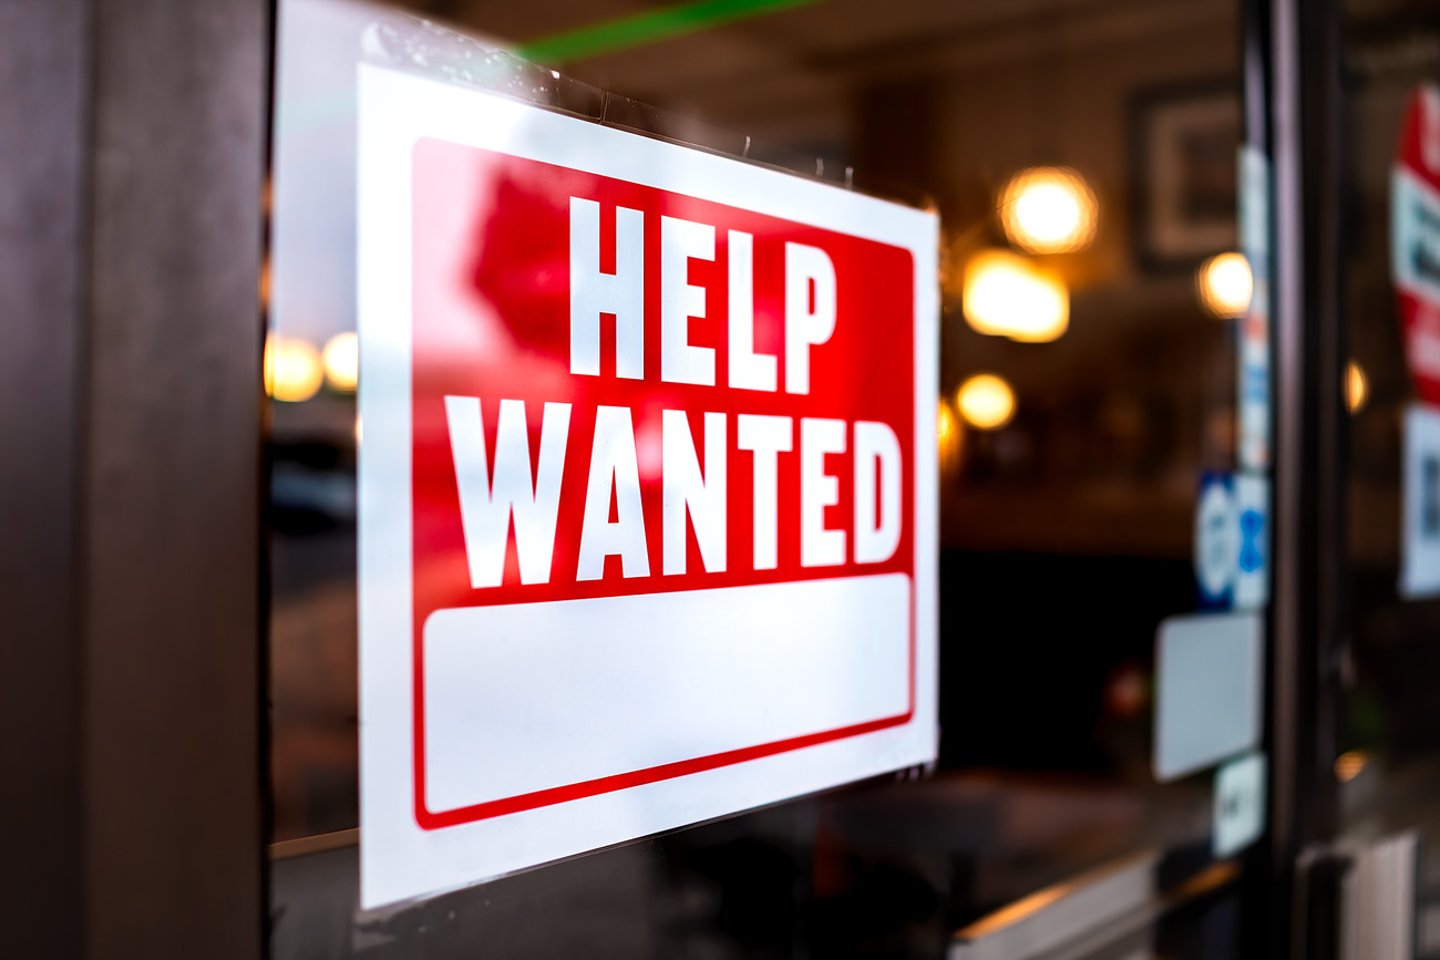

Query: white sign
<box><xmin>1402</xmin><ymin>403</ymin><xmax>1440</xmax><ymax>597</ymax></box>
<box><xmin>1214</xmin><ymin>751</ymin><xmax>1267</xmax><ymax>858</ymax></box>
<box><xmin>357</xmin><ymin>65</ymin><xmax>939</xmax><ymax>908</ymax></box>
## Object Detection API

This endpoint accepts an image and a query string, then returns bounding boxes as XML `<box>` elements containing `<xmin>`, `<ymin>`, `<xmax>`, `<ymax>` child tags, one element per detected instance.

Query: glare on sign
<box><xmin>264</xmin><ymin>334</ymin><xmax>323</xmax><ymax>403</ymax></box>
<box><xmin>998</xmin><ymin>166</ymin><xmax>1098</xmax><ymax>255</ymax></box>
<box><xmin>955</xmin><ymin>374</ymin><xmax>1016</xmax><ymax>430</ymax></box>
<box><xmin>323</xmin><ymin>331</ymin><xmax>360</xmax><ymax>392</ymax></box>
<box><xmin>1197</xmin><ymin>252</ymin><xmax>1253</xmax><ymax>318</ymax></box>
<box><xmin>962</xmin><ymin>249</ymin><xmax>1069</xmax><ymax>343</ymax></box>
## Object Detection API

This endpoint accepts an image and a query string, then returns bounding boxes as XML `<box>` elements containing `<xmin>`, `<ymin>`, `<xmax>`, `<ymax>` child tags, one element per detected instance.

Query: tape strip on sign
<box><xmin>357</xmin><ymin>65</ymin><xmax>939</xmax><ymax>908</ymax></box>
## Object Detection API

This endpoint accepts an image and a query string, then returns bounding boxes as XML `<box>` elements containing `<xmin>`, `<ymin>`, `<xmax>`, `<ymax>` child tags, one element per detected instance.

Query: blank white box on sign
<box><xmin>1153</xmin><ymin>611</ymin><xmax>1263</xmax><ymax>782</ymax></box>
<box><xmin>423</xmin><ymin>573</ymin><xmax>911</xmax><ymax>814</ymax></box>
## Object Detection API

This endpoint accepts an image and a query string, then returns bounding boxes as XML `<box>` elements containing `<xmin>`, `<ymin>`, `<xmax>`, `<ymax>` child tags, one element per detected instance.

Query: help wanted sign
<box><xmin>357</xmin><ymin>65</ymin><xmax>938</xmax><ymax>908</ymax></box>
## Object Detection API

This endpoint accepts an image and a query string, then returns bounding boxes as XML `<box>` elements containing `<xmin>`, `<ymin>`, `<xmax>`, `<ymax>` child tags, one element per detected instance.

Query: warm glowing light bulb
<box><xmin>1197</xmin><ymin>252</ymin><xmax>1253</xmax><ymax>318</ymax></box>
<box><xmin>962</xmin><ymin>249</ymin><xmax>1069</xmax><ymax>343</ymax></box>
<box><xmin>264</xmin><ymin>334</ymin><xmax>323</xmax><ymax>403</ymax></box>
<box><xmin>1334</xmin><ymin>749</ymin><xmax>1368</xmax><ymax>783</ymax></box>
<box><xmin>323</xmin><ymin>331</ymin><xmax>360</xmax><ymax>393</ymax></box>
<box><xmin>999</xmin><ymin>166</ymin><xmax>1098</xmax><ymax>254</ymax></box>
<box><xmin>1345</xmin><ymin>361</ymin><xmax>1368</xmax><ymax>414</ymax></box>
<box><xmin>955</xmin><ymin>374</ymin><xmax>1016</xmax><ymax>430</ymax></box>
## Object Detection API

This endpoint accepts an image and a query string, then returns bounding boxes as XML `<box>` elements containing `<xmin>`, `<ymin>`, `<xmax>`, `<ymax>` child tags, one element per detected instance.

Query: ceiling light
<box><xmin>998</xmin><ymin>166</ymin><xmax>1098</xmax><ymax>254</ymax></box>
<box><xmin>962</xmin><ymin>249</ymin><xmax>1069</xmax><ymax>343</ymax></box>
<box><xmin>955</xmin><ymin>374</ymin><xmax>1016</xmax><ymax>431</ymax></box>
<box><xmin>264</xmin><ymin>334</ymin><xmax>323</xmax><ymax>403</ymax></box>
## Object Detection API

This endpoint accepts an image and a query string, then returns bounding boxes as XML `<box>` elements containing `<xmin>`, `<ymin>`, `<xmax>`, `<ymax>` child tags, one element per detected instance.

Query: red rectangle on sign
<box><xmin>409</xmin><ymin>137</ymin><xmax>918</xmax><ymax>829</ymax></box>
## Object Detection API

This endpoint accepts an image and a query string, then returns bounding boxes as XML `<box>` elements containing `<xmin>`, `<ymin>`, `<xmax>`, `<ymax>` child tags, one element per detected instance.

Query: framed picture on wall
<box><xmin>1131</xmin><ymin>83</ymin><xmax>1242</xmax><ymax>270</ymax></box>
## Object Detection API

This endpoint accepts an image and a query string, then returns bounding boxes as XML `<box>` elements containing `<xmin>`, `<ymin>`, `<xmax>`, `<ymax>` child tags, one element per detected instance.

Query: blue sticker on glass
<box><xmin>1194</xmin><ymin>472</ymin><xmax>1269</xmax><ymax>611</ymax></box>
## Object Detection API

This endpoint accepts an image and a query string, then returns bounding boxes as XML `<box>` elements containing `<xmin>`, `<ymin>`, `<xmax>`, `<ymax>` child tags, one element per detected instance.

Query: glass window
<box><xmin>1335</xmin><ymin>1</ymin><xmax>1440</xmax><ymax>953</ymax></box>
<box><xmin>267</xmin><ymin>1</ymin><xmax>1255</xmax><ymax>955</ymax></box>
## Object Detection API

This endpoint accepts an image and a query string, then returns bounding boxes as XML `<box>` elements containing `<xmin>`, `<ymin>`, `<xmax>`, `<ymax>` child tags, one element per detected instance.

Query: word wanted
<box><xmin>444</xmin><ymin>197</ymin><xmax>905</xmax><ymax>588</ymax></box>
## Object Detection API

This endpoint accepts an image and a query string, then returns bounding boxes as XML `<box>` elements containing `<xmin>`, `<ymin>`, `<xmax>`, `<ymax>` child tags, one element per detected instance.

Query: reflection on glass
<box><xmin>1336</xmin><ymin>10</ymin><xmax>1440</xmax><ymax>943</ymax></box>
<box><xmin>1335</xmin><ymin>749</ymin><xmax>1368</xmax><ymax>784</ymax></box>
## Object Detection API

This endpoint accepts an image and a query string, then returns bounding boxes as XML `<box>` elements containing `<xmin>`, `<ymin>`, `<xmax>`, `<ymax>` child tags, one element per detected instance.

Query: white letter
<box><xmin>577</xmin><ymin>405</ymin><xmax>650</xmax><ymax>580</ymax></box>
<box><xmin>444</xmin><ymin>396</ymin><xmax>571</xmax><ymax>587</ymax></box>
<box><xmin>784</xmin><ymin>242</ymin><xmax>836</xmax><ymax>395</ymax></box>
<box><xmin>570</xmin><ymin>197</ymin><xmax>644</xmax><ymax>379</ymax></box>
<box><xmin>727</xmin><ymin>230</ymin><xmax>777</xmax><ymax>391</ymax></box>
<box><xmin>662</xmin><ymin>410</ymin><xmax>727</xmax><ymax>574</ymax></box>
<box><xmin>800</xmin><ymin>417</ymin><xmax>846</xmax><ymax>567</ymax></box>
<box><xmin>854</xmin><ymin>421</ymin><xmax>902</xmax><ymax>564</ymax></box>
<box><xmin>737</xmin><ymin>414</ymin><xmax>792</xmax><ymax>570</ymax></box>
<box><xmin>661</xmin><ymin>215</ymin><xmax>716</xmax><ymax>386</ymax></box>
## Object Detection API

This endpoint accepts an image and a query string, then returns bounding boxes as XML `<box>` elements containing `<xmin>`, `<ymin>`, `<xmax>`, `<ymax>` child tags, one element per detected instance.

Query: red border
<box><xmin>413</xmin><ymin>576</ymin><xmax>916</xmax><ymax>830</ymax></box>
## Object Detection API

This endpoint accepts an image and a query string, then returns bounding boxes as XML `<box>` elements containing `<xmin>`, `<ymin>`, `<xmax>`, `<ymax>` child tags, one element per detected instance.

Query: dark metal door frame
<box><xmin>1</xmin><ymin>1</ymin><xmax>271</xmax><ymax>957</ymax></box>
<box><xmin>1253</xmin><ymin>0</ymin><xmax>1348</xmax><ymax>956</ymax></box>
